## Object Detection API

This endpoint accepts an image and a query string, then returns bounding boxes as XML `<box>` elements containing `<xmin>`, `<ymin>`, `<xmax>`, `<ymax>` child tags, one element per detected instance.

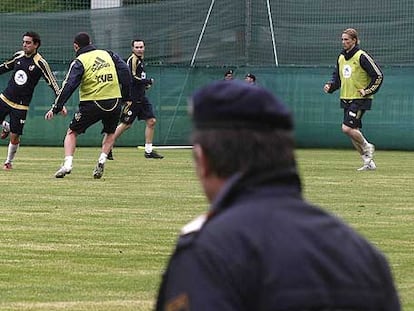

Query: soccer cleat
<box><xmin>144</xmin><ymin>151</ymin><xmax>164</xmax><ymax>159</ymax></box>
<box><xmin>55</xmin><ymin>166</ymin><xmax>72</xmax><ymax>178</ymax></box>
<box><xmin>1</xmin><ymin>121</ymin><xmax>10</xmax><ymax>139</ymax></box>
<box><xmin>3</xmin><ymin>162</ymin><xmax>12</xmax><ymax>170</ymax></box>
<box><xmin>107</xmin><ymin>150</ymin><xmax>114</xmax><ymax>160</ymax></box>
<box><xmin>357</xmin><ymin>160</ymin><xmax>376</xmax><ymax>171</ymax></box>
<box><xmin>93</xmin><ymin>162</ymin><xmax>105</xmax><ymax>179</ymax></box>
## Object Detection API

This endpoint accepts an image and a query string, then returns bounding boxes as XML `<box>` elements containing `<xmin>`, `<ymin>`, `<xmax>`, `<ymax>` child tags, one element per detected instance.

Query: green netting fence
<box><xmin>0</xmin><ymin>1</ymin><xmax>413</xmax><ymax>149</ymax></box>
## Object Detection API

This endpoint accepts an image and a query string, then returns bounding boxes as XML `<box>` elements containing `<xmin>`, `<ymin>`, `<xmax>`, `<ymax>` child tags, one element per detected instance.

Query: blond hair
<box><xmin>342</xmin><ymin>28</ymin><xmax>360</xmax><ymax>44</ymax></box>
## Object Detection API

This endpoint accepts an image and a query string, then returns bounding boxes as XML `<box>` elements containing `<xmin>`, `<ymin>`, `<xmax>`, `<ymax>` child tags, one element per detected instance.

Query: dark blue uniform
<box><xmin>156</xmin><ymin>169</ymin><xmax>400</xmax><ymax>311</ymax></box>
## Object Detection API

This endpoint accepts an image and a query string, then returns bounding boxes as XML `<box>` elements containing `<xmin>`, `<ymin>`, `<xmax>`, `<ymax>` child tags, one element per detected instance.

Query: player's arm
<box><xmin>35</xmin><ymin>56</ymin><xmax>60</xmax><ymax>96</ymax></box>
<box><xmin>359</xmin><ymin>53</ymin><xmax>383</xmax><ymax>96</ymax></box>
<box><xmin>0</xmin><ymin>51</ymin><xmax>24</xmax><ymax>75</ymax></box>
<box><xmin>127</xmin><ymin>55</ymin><xmax>152</xmax><ymax>86</ymax></box>
<box><xmin>324</xmin><ymin>61</ymin><xmax>341</xmax><ymax>93</ymax></box>
<box><xmin>109</xmin><ymin>51</ymin><xmax>132</xmax><ymax>101</ymax></box>
<box><xmin>46</xmin><ymin>59</ymin><xmax>83</xmax><ymax>118</ymax></box>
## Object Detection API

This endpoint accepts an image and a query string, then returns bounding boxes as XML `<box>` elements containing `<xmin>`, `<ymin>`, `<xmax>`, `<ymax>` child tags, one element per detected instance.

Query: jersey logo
<box><xmin>342</xmin><ymin>64</ymin><xmax>352</xmax><ymax>79</ymax></box>
<box><xmin>92</xmin><ymin>57</ymin><xmax>110</xmax><ymax>72</ymax></box>
<box><xmin>14</xmin><ymin>70</ymin><xmax>28</xmax><ymax>85</ymax></box>
<box><xmin>95</xmin><ymin>73</ymin><xmax>113</xmax><ymax>83</ymax></box>
<box><xmin>29</xmin><ymin>65</ymin><xmax>35</xmax><ymax>71</ymax></box>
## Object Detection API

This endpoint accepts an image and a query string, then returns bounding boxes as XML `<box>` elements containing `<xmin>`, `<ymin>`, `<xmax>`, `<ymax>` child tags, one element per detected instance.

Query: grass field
<box><xmin>0</xmin><ymin>146</ymin><xmax>412</xmax><ymax>310</ymax></box>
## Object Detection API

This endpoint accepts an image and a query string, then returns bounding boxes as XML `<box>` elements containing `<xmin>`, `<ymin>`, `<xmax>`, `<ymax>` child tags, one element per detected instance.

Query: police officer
<box><xmin>155</xmin><ymin>80</ymin><xmax>400</xmax><ymax>311</ymax></box>
<box><xmin>223</xmin><ymin>69</ymin><xmax>234</xmax><ymax>80</ymax></box>
<box><xmin>45</xmin><ymin>32</ymin><xmax>131</xmax><ymax>179</ymax></box>
<box><xmin>244</xmin><ymin>72</ymin><xmax>256</xmax><ymax>84</ymax></box>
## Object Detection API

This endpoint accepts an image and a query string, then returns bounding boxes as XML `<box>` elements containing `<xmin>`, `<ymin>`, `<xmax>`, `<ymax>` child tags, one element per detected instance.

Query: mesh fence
<box><xmin>1</xmin><ymin>0</ymin><xmax>414</xmax><ymax>66</ymax></box>
<box><xmin>1</xmin><ymin>1</ymin><xmax>414</xmax><ymax>148</ymax></box>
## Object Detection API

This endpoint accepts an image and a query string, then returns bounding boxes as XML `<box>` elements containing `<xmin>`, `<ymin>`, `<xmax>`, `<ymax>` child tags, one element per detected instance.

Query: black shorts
<box><xmin>69</xmin><ymin>99</ymin><xmax>121</xmax><ymax>134</ymax></box>
<box><xmin>343</xmin><ymin>103</ymin><xmax>366</xmax><ymax>129</ymax></box>
<box><xmin>0</xmin><ymin>98</ymin><xmax>28</xmax><ymax>135</ymax></box>
<box><xmin>119</xmin><ymin>97</ymin><xmax>155</xmax><ymax>125</ymax></box>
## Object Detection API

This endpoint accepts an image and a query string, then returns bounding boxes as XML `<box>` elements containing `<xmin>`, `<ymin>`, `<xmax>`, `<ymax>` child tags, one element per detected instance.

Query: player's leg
<box><xmin>3</xmin><ymin>108</ymin><xmax>26</xmax><ymax>170</ymax></box>
<box><xmin>139</xmin><ymin>99</ymin><xmax>163</xmax><ymax>159</ymax></box>
<box><xmin>55</xmin><ymin>129</ymin><xmax>78</xmax><ymax>178</ymax></box>
<box><xmin>342</xmin><ymin>106</ymin><xmax>375</xmax><ymax>170</ymax></box>
<box><xmin>143</xmin><ymin>117</ymin><xmax>163</xmax><ymax>159</ymax></box>
<box><xmin>55</xmin><ymin>103</ymin><xmax>96</xmax><ymax>178</ymax></box>
<box><xmin>0</xmin><ymin>100</ymin><xmax>10</xmax><ymax>140</ymax></box>
<box><xmin>94</xmin><ymin>101</ymin><xmax>122</xmax><ymax>179</ymax></box>
<box><xmin>107</xmin><ymin>101</ymin><xmax>136</xmax><ymax>160</ymax></box>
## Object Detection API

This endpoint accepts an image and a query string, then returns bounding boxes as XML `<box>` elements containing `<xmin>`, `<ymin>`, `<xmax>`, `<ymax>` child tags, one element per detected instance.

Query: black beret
<box><xmin>189</xmin><ymin>80</ymin><xmax>293</xmax><ymax>130</ymax></box>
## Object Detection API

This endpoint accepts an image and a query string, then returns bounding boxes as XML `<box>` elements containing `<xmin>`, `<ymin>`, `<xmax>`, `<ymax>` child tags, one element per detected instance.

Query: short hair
<box><xmin>131</xmin><ymin>39</ymin><xmax>145</xmax><ymax>47</ymax></box>
<box><xmin>74</xmin><ymin>32</ymin><xmax>91</xmax><ymax>48</ymax></box>
<box><xmin>191</xmin><ymin>128</ymin><xmax>296</xmax><ymax>177</ymax></box>
<box><xmin>23</xmin><ymin>31</ymin><xmax>41</xmax><ymax>48</ymax></box>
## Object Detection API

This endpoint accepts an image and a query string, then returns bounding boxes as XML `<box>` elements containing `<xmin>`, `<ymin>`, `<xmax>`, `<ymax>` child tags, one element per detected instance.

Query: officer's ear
<box><xmin>192</xmin><ymin>144</ymin><xmax>211</xmax><ymax>179</ymax></box>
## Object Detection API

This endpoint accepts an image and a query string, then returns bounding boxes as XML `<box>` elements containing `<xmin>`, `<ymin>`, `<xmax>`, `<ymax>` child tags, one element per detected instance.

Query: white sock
<box><xmin>6</xmin><ymin>142</ymin><xmax>18</xmax><ymax>163</ymax></box>
<box><xmin>63</xmin><ymin>156</ymin><xmax>73</xmax><ymax>170</ymax></box>
<box><xmin>145</xmin><ymin>143</ymin><xmax>153</xmax><ymax>153</ymax></box>
<box><xmin>98</xmin><ymin>153</ymin><xmax>107</xmax><ymax>164</ymax></box>
<box><xmin>362</xmin><ymin>154</ymin><xmax>371</xmax><ymax>165</ymax></box>
<box><xmin>360</xmin><ymin>135</ymin><xmax>370</xmax><ymax>148</ymax></box>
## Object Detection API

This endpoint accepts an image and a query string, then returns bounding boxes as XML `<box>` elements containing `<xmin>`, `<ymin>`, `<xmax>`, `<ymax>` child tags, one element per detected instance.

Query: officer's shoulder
<box><xmin>180</xmin><ymin>213</ymin><xmax>208</xmax><ymax>236</ymax></box>
<box><xmin>176</xmin><ymin>213</ymin><xmax>208</xmax><ymax>248</ymax></box>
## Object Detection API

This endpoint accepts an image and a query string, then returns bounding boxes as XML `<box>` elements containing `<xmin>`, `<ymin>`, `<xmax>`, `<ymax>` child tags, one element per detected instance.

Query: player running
<box><xmin>324</xmin><ymin>28</ymin><xmax>383</xmax><ymax>171</ymax></box>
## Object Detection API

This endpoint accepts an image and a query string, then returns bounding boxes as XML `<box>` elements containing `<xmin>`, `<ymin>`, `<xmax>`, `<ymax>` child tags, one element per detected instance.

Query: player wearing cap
<box><xmin>0</xmin><ymin>31</ymin><xmax>60</xmax><ymax>170</ymax></box>
<box><xmin>45</xmin><ymin>32</ymin><xmax>131</xmax><ymax>179</ymax></box>
<box><xmin>155</xmin><ymin>80</ymin><xmax>400</xmax><ymax>311</ymax></box>
<box><xmin>324</xmin><ymin>28</ymin><xmax>383</xmax><ymax>171</ymax></box>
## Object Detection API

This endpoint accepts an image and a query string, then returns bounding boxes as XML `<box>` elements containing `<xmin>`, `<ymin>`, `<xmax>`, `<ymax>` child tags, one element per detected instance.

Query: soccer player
<box><xmin>324</xmin><ymin>28</ymin><xmax>383</xmax><ymax>171</ymax></box>
<box><xmin>155</xmin><ymin>80</ymin><xmax>400</xmax><ymax>311</ymax></box>
<box><xmin>0</xmin><ymin>31</ymin><xmax>60</xmax><ymax>170</ymax></box>
<box><xmin>45</xmin><ymin>32</ymin><xmax>131</xmax><ymax>179</ymax></box>
<box><xmin>106</xmin><ymin>38</ymin><xmax>163</xmax><ymax>160</ymax></box>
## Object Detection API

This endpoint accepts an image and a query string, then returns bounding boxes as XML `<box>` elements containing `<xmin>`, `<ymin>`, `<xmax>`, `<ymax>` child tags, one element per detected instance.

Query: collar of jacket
<box><xmin>208</xmin><ymin>167</ymin><xmax>302</xmax><ymax>218</ymax></box>
<box><xmin>341</xmin><ymin>44</ymin><xmax>360</xmax><ymax>61</ymax></box>
<box><xmin>76</xmin><ymin>44</ymin><xmax>97</xmax><ymax>57</ymax></box>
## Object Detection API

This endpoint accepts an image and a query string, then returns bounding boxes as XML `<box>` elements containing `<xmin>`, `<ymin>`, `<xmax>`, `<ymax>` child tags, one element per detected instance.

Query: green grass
<box><xmin>0</xmin><ymin>147</ymin><xmax>412</xmax><ymax>310</ymax></box>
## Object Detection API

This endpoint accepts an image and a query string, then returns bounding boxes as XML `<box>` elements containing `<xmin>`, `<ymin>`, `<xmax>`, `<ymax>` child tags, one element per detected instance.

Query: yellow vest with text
<box><xmin>338</xmin><ymin>50</ymin><xmax>373</xmax><ymax>100</ymax></box>
<box><xmin>76</xmin><ymin>50</ymin><xmax>121</xmax><ymax>101</ymax></box>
